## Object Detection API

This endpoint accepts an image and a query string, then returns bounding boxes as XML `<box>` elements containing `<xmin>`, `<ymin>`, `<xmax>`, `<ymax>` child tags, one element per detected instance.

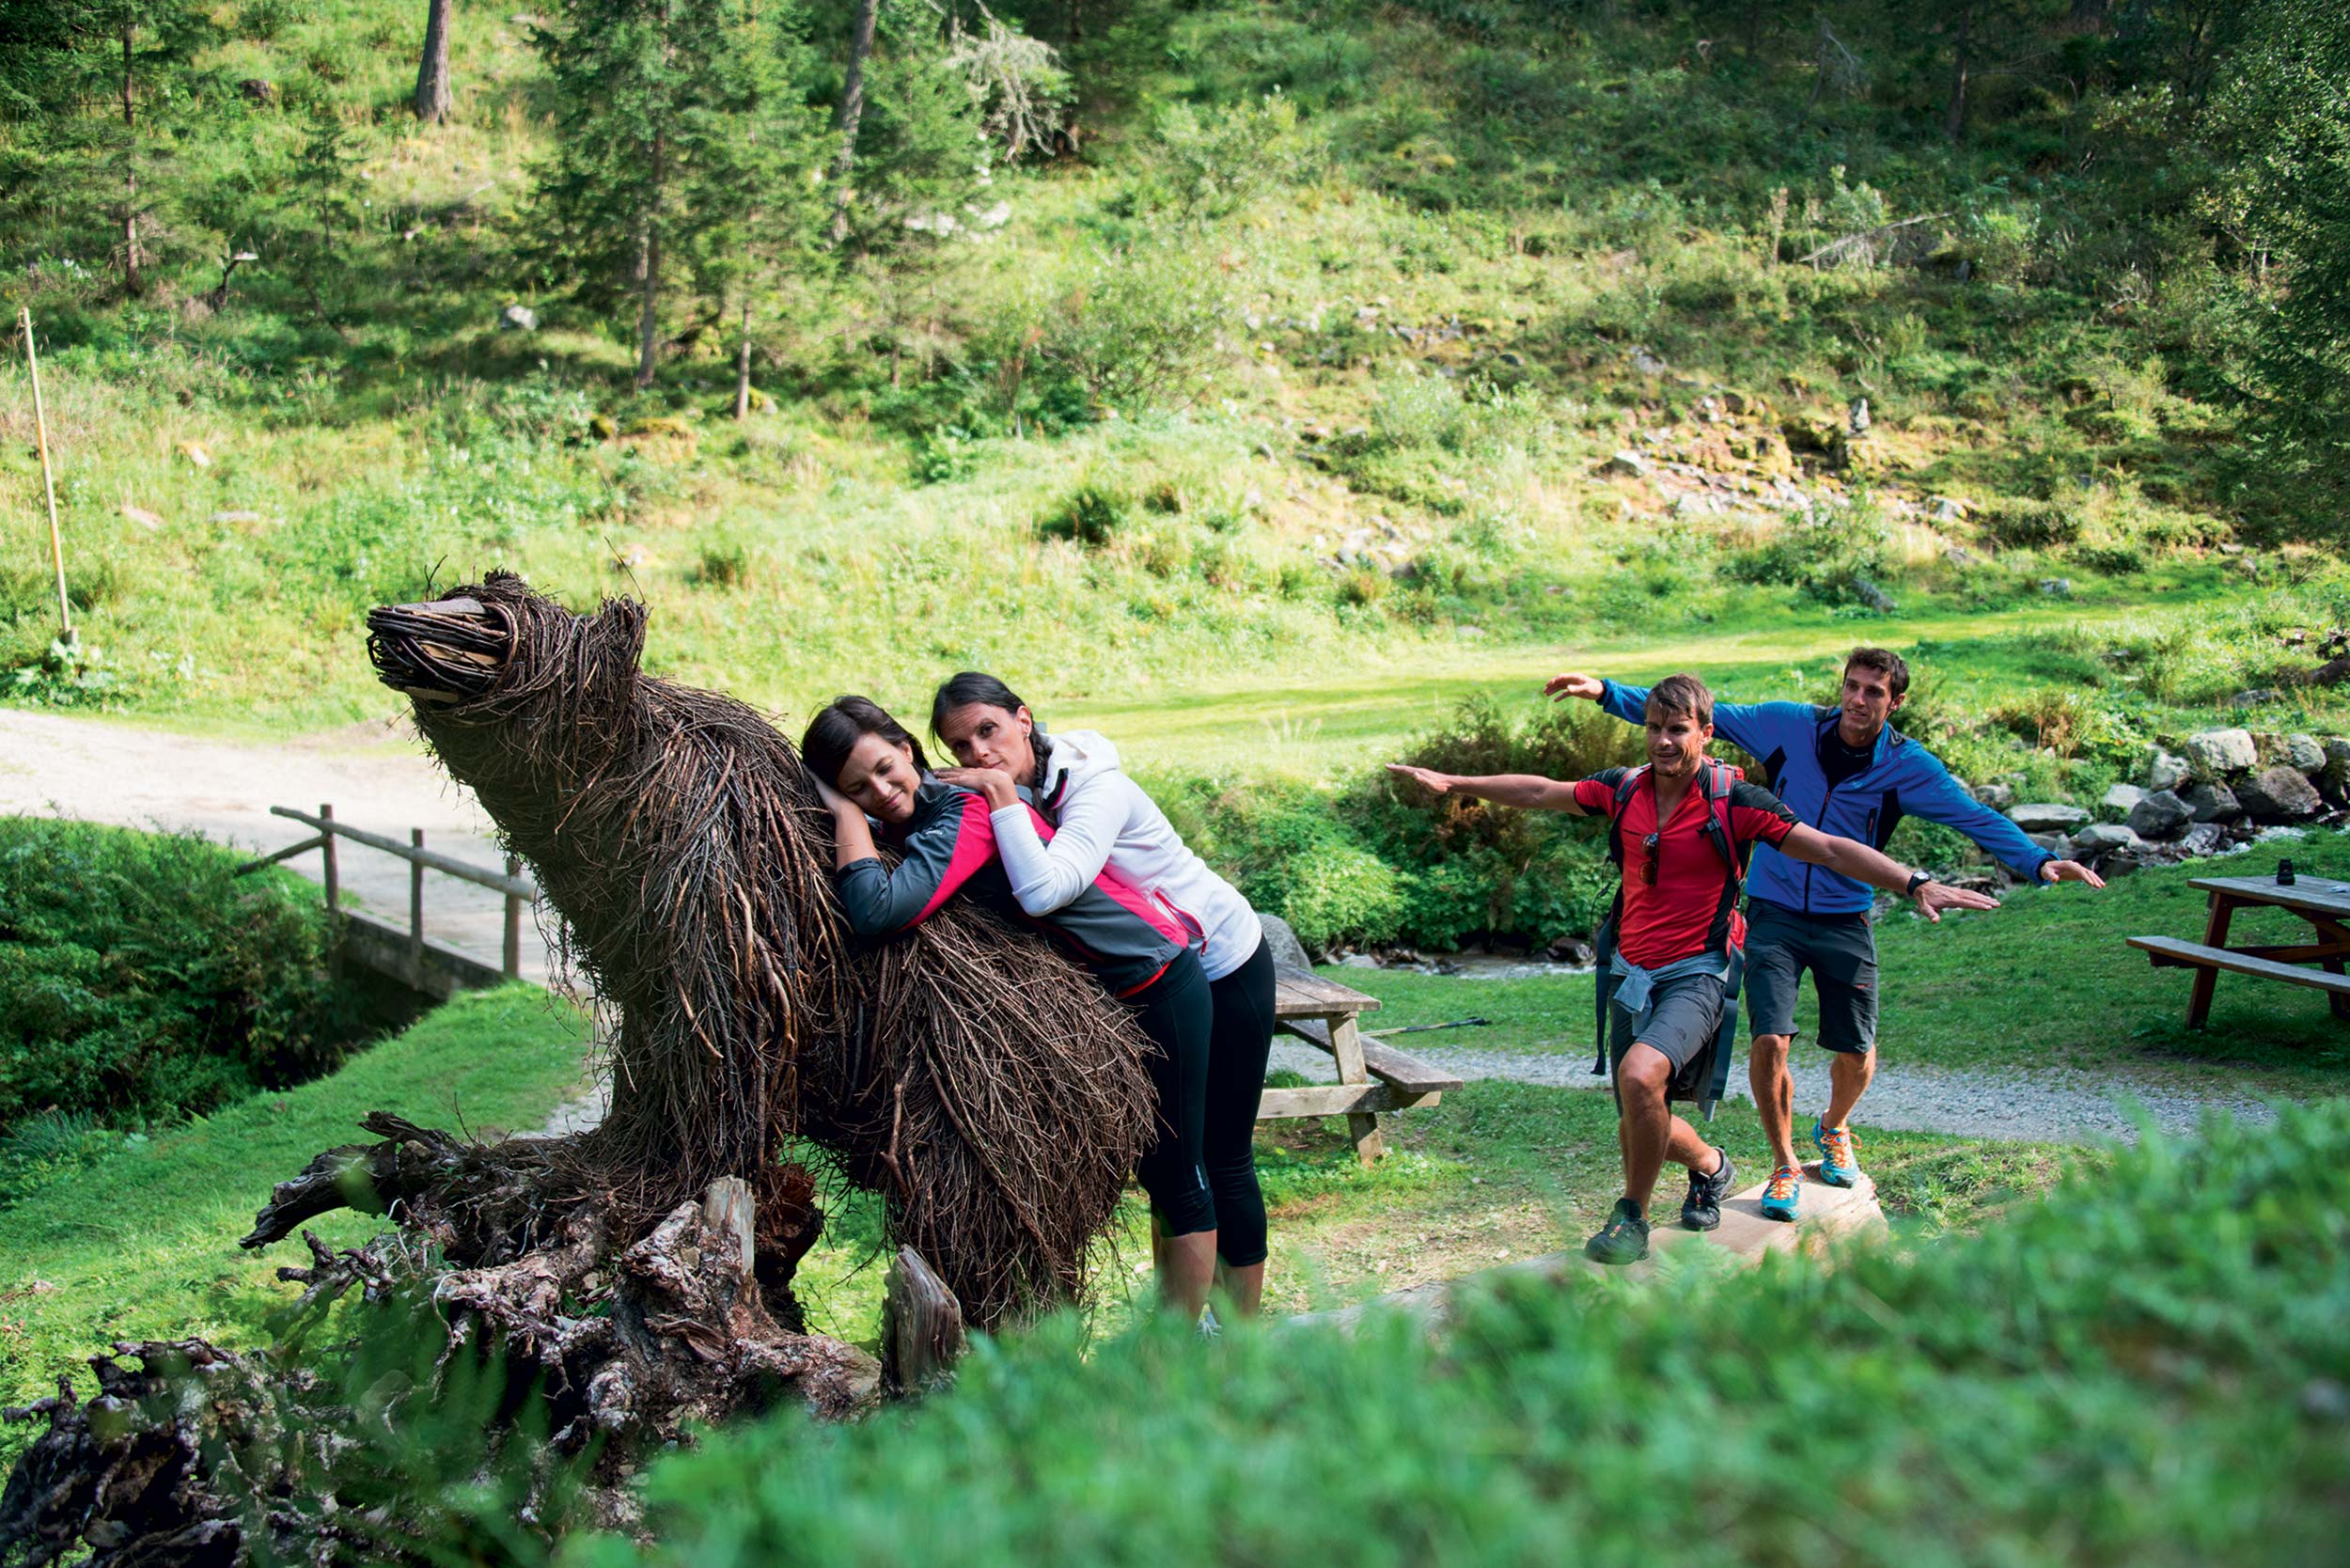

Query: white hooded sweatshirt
<box><xmin>989</xmin><ymin>729</ymin><xmax>1263</xmax><ymax>981</ymax></box>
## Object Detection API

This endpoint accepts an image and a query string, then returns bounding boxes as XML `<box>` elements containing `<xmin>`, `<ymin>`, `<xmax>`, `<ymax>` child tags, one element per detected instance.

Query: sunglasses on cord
<box><xmin>1640</xmin><ymin>830</ymin><xmax>1661</xmax><ymax>886</ymax></box>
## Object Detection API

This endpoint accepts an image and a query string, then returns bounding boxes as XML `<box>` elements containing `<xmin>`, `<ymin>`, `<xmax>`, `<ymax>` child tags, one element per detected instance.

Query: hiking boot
<box><xmin>1584</xmin><ymin>1198</ymin><xmax>1651</xmax><ymax>1265</ymax></box>
<box><xmin>1813</xmin><ymin>1117</ymin><xmax>1862</xmax><ymax>1187</ymax></box>
<box><xmin>1680</xmin><ymin>1147</ymin><xmax>1735</xmax><ymax>1232</ymax></box>
<box><xmin>1759</xmin><ymin>1164</ymin><xmax>1801</xmax><ymax>1222</ymax></box>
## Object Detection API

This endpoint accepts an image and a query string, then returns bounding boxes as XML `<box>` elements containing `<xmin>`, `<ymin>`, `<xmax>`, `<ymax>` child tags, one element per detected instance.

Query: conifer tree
<box><xmin>530</xmin><ymin>0</ymin><xmax>831</xmax><ymax>389</ymax></box>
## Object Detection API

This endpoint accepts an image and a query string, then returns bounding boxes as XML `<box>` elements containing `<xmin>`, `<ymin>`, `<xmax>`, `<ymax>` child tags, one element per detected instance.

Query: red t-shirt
<box><xmin>1574</xmin><ymin>766</ymin><xmax>1799</xmax><ymax>967</ymax></box>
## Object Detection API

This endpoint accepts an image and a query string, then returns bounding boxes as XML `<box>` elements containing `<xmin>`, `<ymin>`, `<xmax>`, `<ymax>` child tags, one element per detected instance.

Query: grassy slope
<box><xmin>3</xmin><ymin>2</ymin><xmax>2345</xmax><ymax>760</ymax></box>
<box><xmin>1348</xmin><ymin>830</ymin><xmax>2350</xmax><ymax>1091</ymax></box>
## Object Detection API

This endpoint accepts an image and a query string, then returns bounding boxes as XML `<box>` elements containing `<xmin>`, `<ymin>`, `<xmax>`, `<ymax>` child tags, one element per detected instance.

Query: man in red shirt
<box><xmin>1387</xmin><ymin>673</ymin><xmax>1999</xmax><ymax>1263</ymax></box>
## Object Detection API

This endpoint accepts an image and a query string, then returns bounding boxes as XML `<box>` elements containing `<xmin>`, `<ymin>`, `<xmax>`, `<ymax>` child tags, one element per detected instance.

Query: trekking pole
<box><xmin>20</xmin><ymin>307</ymin><xmax>73</xmax><ymax>650</ymax></box>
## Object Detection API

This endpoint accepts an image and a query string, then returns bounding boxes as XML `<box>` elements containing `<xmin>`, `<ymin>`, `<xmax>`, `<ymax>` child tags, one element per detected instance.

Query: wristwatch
<box><xmin>1904</xmin><ymin>870</ymin><xmax>1934</xmax><ymax>897</ymax></box>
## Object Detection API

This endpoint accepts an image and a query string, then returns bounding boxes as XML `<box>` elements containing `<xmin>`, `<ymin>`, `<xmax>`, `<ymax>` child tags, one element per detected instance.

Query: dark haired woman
<box><xmin>800</xmin><ymin>695</ymin><xmax>1225</xmax><ymax>1317</ymax></box>
<box><xmin>930</xmin><ymin>673</ymin><xmax>1277</xmax><ymax>1317</ymax></box>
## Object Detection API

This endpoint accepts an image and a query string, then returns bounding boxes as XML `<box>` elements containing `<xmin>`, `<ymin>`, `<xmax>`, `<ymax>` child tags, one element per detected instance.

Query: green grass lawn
<box><xmin>0</xmin><ymin>986</ymin><xmax>594</xmax><ymax>1447</ymax></box>
<box><xmin>1343</xmin><ymin>830</ymin><xmax>2350</xmax><ymax>1094</ymax></box>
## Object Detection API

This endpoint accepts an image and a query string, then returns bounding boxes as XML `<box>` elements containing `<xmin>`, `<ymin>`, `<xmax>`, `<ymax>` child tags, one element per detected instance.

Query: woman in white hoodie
<box><xmin>932</xmin><ymin>672</ymin><xmax>1277</xmax><ymax>1316</ymax></box>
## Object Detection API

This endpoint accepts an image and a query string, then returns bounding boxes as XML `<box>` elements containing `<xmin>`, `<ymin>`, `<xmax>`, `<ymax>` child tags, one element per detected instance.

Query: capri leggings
<box><xmin>1202</xmin><ymin>936</ymin><xmax>1277</xmax><ymax>1267</ymax></box>
<box><xmin>1123</xmin><ymin>949</ymin><xmax>1216</xmax><ymax>1237</ymax></box>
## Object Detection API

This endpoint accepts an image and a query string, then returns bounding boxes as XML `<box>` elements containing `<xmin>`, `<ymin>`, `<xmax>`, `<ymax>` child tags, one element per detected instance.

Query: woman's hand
<box><xmin>1384</xmin><ymin>762</ymin><xmax>1454</xmax><ymax>796</ymax></box>
<box><xmin>936</xmin><ymin>765</ymin><xmax>1020</xmax><ymax>811</ymax></box>
<box><xmin>813</xmin><ymin>775</ymin><xmax>856</xmax><ymax>816</ymax></box>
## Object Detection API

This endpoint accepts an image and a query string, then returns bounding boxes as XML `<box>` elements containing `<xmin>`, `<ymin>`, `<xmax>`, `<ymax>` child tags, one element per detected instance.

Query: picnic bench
<box><xmin>2128</xmin><ymin>873</ymin><xmax>2350</xmax><ymax>1028</ymax></box>
<box><xmin>1257</xmin><ymin>967</ymin><xmax>1463</xmax><ymax>1166</ymax></box>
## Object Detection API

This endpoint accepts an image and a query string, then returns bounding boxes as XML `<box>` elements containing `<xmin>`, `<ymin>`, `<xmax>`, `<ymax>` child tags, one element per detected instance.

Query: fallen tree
<box><xmin>2</xmin><ymin>573</ymin><xmax>1158</xmax><ymax>1564</ymax></box>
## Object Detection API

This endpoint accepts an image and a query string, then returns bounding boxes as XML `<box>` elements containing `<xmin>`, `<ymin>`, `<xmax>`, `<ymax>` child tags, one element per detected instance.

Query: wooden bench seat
<box><xmin>1277</xmin><ymin>1017</ymin><xmax>1466</xmax><ymax>1093</ymax></box>
<box><xmin>2127</xmin><ymin>935</ymin><xmax>2350</xmax><ymax>996</ymax></box>
<box><xmin>1264</xmin><ymin>965</ymin><xmax>1453</xmax><ymax>1163</ymax></box>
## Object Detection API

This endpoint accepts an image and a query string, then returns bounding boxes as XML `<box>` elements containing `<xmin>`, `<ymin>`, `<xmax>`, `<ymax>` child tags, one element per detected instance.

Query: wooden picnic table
<box><xmin>1257</xmin><ymin>968</ymin><xmax>1462</xmax><ymax>1166</ymax></box>
<box><xmin>2128</xmin><ymin>873</ymin><xmax>2350</xmax><ymax>1028</ymax></box>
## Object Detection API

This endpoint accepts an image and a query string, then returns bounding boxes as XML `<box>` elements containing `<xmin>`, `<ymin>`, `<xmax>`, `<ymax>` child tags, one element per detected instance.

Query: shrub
<box><xmin>597</xmin><ymin>1105</ymin><xmax>2350</xmax><ymax>1568</ymax></box>
<box><xmin>1037</xmin><ymin>482</ymin><xmax>1129</xmax><ymax>547</ymax></box>
<box><xmin>0</xmin><ymin>819</ymin><xmax>348</xmax><ymax>1131</ymax></box>
<box><xmin>1370</xmin><ymin>367</ymin><xmax>1470</xmax><ymax>451</ymax></box>
<box><xmin>1976</xmin><ymin>497</ymin><xmax>2083</xmax><ymax>550</ymax></box>
<box><xmin>1274</xmin><ymin>843</ymin><xmax>1406</xmax><ymax>953</ymax></box>
<box><xmin>1032</xmin><ymin>234</ymin><xmax>1235</xmax><ymax>415</ymax></box>
<box><xmin>1725</xmin><ymin>507</ymin><xmax>1893</xmax><ymax>604</ymax></box>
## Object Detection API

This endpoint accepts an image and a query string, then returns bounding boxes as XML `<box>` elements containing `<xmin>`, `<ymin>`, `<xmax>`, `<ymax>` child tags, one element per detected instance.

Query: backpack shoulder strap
<box><xmin>1698</xmin><ymin>760</ymin><xmax>1748</xmax><ymax>952</ymax></box>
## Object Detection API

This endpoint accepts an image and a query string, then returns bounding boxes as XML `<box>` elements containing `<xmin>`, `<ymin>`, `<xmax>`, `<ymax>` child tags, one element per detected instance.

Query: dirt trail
<box><xmin>0</xmin><ymin>708</ymin><xmax>556</xmax><ymax>983</ymax></box>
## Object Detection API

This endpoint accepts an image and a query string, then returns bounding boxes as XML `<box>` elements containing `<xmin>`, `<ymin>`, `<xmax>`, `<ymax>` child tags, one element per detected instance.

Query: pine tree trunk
<box><xmin>634</xmin><ymin>127</ymin><xmax>667</xmax><ymax>390</ymax></box>
<box><xmin>830</xmin><ymin>0</ymin><xmax>881</xmax><ymax>245</ymax></box>
<box><xmin>734</xmin><ymin>299</ymin><xmax>753</xmax><ymax>420</ymax></box>
<box><xmin>121</xmin><ymin>21</ymin><xmax>141</xmax><ymax>297</ymax></box>
<box><xmin>1945</xmin><ymin>2</ymin><xmax>1972</xmax><ymax>142</ymax></box>
<box><xmin>415</xmin><ymin>0</ymin><xmax>455</xmax><ymax>123</ymax></box>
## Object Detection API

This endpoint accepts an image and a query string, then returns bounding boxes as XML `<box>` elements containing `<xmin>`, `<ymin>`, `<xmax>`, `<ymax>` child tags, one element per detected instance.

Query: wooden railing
<box><xmin>239</xmin><ymin>803</ymin><xmax>537</xmax><ymax>982</ymax></box>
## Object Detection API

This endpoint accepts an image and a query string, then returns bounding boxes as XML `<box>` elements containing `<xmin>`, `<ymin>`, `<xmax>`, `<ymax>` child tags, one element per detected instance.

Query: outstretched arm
<box><xmin>1904</xmin><ymin>758</ymin><xmax>2105</xmax><ymax>888</ymax></box>
<box><xmin>1544</xmin><ymin>670</ymin><xmax>1781</xmax><ymax>757</ymax></box>
<box><xmin>1778</xmin><ymin>823</ymin><xmax>2002</xmax><ymax>922</ymax></box>
<box><xmin>1384</xmin><ymin>763</ymin><xmax>1590</xmax><ymax>814</ymax></box>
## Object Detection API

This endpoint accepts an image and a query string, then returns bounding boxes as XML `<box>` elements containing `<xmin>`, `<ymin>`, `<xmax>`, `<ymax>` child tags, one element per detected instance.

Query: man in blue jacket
<box><xmin>1548</xmin><ymin>648</ymin><xmax>2105</xmax><ymax>1220</ymax></box>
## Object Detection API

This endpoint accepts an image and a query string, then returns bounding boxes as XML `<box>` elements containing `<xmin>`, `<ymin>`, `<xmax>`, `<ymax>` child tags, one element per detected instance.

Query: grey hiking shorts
<box><xmin>1607</xmin><ymin>971</ymin><xmax>1728</xmax><ymax>1078</ymax></box>
<box><xmin>1744</xmin><ymin>900</ymin><xmax>1878</xmax><ymax>1054</ymax></box>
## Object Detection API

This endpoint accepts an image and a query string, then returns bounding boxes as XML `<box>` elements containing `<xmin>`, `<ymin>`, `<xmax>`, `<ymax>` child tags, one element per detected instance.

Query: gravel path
<box><xmin>1268</xmin><ymin>1042</ymin><xmax>2285</xmax><ymax>1144</ymax></box>
<box><xmin>0</xmin><ymin>708</ymin><xmax>556</xmax><ymax>983</ymax></box>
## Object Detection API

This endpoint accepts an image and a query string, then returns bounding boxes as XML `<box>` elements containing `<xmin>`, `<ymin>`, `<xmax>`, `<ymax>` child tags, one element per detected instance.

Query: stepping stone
<box><xmin>1290</xmin><ymin>1162</ymin><xmax>1886</xmax><ymax>1336</ymax></box>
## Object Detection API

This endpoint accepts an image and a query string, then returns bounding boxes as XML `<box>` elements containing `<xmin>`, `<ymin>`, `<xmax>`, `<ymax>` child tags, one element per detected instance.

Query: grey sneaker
<box><xmin>1681</xmin><ymin>1147</ymin><xmax>1735</xmax><ymax>1232</ymax></box>
<box><xmin>1584</xmin><ymin>1198</ymin><xmax>1651</xmax><ymax>1265</ymax></box>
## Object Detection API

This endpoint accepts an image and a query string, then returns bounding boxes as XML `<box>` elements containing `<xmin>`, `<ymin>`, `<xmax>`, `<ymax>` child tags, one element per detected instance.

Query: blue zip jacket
<box><xmin>1599</xmin><ymin>682</ymin><xmax>2053</xmax><ymax>916</ymax></box>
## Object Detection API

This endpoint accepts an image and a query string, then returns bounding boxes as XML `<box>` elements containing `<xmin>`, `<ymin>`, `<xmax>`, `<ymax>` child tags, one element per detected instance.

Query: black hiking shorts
<box><xmin>1743</xmin><ymin>900</ymin><xmax>1877</xmax><ymax>1054</ymax></box>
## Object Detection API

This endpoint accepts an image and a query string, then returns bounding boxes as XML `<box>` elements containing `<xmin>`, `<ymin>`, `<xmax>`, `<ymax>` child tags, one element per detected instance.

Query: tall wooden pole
<box><xmin>21</xmin><ymin>308</ymin><xmax>73</xmax><ymax>649</ymax></box>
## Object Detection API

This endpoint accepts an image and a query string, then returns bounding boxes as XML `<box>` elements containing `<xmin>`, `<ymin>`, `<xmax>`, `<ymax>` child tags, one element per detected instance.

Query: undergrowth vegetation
<box><xmin>0</xmin><ymin>818</ymin><xmax>360</xmax><ymax>1137</ymax></box>
<box><xmin>583</xmin><ymin>1100</ymin><xmax>2350</xmax><ymax>1568</ymax></box>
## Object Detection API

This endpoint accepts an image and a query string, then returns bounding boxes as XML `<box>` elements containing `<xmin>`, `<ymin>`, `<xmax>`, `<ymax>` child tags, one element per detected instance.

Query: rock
<box><xmin>2232</xmin><ymin>688</ymin><xmax>2285</xmax><ymax>708</ymax></box>
<box><xmin>177</xmin><ymin>441</ymin><xmax>212</xmax><ymax>468</ymax></box>
<box><xmin>2179</xmin><ymin>822</ymin><xmax>2229</xmax><ymax>857</ymax></box>
<box><xmin>589</xmin><ymin>413</ymin><xmax>618</xmax><ymax>440</ymax></box>
<box><xmin>1931</xmin><ymin>496</ymin><xmax>1968</xmax><ymax>525</ymax></box>
<box><xmin>2143</xmin><ymin>747</ymin><xmax>2190</xmax><ymax>792</ymax></box>
<box><xmin>2184</xmin><ymin>728</ymin><xmax>2258</xmax><ymax>778</ymax></box>
<box><xmin>238</xmin><ymin>78</ymin><xmax>276</xmax><ymax>105</ymax></box>
<box><xmin>2027</xmin><ymin>832</ymin><xmax>2075</xmax><ymax>858</ymax></box>
<box><xmin>2285</xmin><ymin>733</ymin><xmax>2326</xmax><ymax>775</ymax></box>
<box><xmin>971</xmin><ymin>201</ymin><xmax>1011</xmax><ymax>230</ymax></box>
<box><xmin>2009</xmin><ymin>803</ymin><xmax>2088</xmax><ymax>832</ymax></box>
<box><xmin>2037</xmin><ymin>577</ymin><xmax>2073</xmax><ymax>597</ymax></box>
<box><xmin>1852</xmin><ymin>577</ymin><xmax>1897</xmax><ymax>614</ymax></box>
<box><xmin>1720</xmin><ymin>391</ymin><xmax>1752</xmax><ymax>416</ymax></box>
<box><xmin>1338</xmin><ymin>952</ymin><xmax>1380</xmax><ymax>969</ymax></box>
<box><xmin>2100</xmin><ymin>783</ymin><xmax>2145</xmax><ymax>819</ymax></box>
<box><xmin>1971</xmin><ymin>781</ymin><xmax>2015</xmax><ymax>811</ymax></box>
<box><xmin>210</xmin><ymin>510</ymin><xmax>266</xmax><ymax>525</ymax></box>
<box><xmin>2126</xmin><ymin>790</ymin><xmax>2192</xmax><ymax>840</ymax></box>
<box><xmin>2074</xmin><ymin>823</ymin><xmax>2145</xmax><ymax>856</ymax></box>
<box><xmin>1599</xmin><ymin>450</ymin><xmax>1648</xmax><ymax>478</ymax></box>
<box><xmin>2183</xmin><ymin>782</ymin><xmax>2242</xmax><ymax>823</ymax></box>
<box><xmin>2237</xmin><ymin>765</ymin><xmax>2324</xmax><ymax>823</ymax></box>
<box><xmin>1631</xmin><ymin>347</ymin><xmax>1668</xmax><ymax>375</ymax></box>
<box><xmin>500</xmin><ymin>304</ymin><xmax>539</xmax><ymax>332</ymax></box>
<box><xmin>2326</xmin><ymin>738</ymin><xmax>2350</xmax><ymax>780</ymax></box>
<box><xmin>120</xmin><ymin>505</ymin><xmax>164</xmax><ymax>530</ymax></box>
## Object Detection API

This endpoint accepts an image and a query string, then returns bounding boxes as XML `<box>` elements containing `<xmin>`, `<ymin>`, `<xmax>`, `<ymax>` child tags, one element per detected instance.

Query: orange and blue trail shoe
<box><xmin>1814</xmin><ymin>1117</ymin><xmax>1862</xmax><ymax>1188</ymax></box>
<box><xmin>1759</xmin><ymin>1164</ymin><xmax>1801</xmax><ymax>1222</ymax></box>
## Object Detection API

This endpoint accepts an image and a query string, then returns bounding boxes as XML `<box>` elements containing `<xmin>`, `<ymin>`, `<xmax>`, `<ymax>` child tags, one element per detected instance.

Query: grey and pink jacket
<box><xmin>834</xmin><ymin>779</ymin><xmax>1186</xmax><ymax>996</ymax></box>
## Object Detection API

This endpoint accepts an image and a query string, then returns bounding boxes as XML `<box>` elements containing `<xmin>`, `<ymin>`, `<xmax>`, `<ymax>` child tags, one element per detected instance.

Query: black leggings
<box><xmin>1124</xmin><ymin>949</ymin><xmax>1216</xmax><ymax>1237</ymax></box>
<box><xmin>1203</xmin><ymin>937</ymin><xmax>1277</xmax><ymax>1267</ymax></box>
